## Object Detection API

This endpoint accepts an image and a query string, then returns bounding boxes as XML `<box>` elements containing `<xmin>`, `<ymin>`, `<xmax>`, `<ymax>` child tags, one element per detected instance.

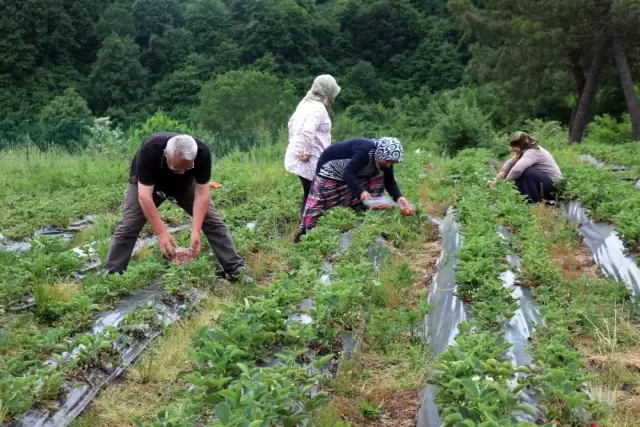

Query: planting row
<box><xmin>131</xmin><ymin>205</ymin><xmax>425</xmax><ymax>426</ymax></box>
<box><xmin>573</xmin><ymin>140</ymin><xmax>640</xmax><ymax>174</ymax></box>
<box><xmin>556</xmin><ymin>152</ymin><xmax>640</xmax><ymax>251</ymax></box>
<box><xmin>523</xmin><ymin>126</ymin><xmax>640</xmax><ymax>251</ymax></box>
<box><xmin>421</xmin><ymin>148</ymin><xmax>628</xmax><ymax>426</ymax></box>
<box><xmin>1</xmin><ymin>261</ymin><xmax>206</xmax><ymax>426</ymax></box>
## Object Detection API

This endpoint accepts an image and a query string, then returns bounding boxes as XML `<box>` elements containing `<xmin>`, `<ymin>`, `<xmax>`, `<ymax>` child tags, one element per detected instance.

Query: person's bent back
<box><xmin>491</xmin><ymin>131</ymin><xmax>562</xmax><ymax>203</ymax></box>
<box><xmin>295</xmin><ymin>137</ymin><xmax>411</xmax><ymax>242</ymax></box>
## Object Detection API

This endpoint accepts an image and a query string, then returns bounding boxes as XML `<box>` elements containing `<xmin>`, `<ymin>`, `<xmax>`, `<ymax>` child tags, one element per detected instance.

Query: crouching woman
<box><xmin>492</xmin><ymin>132</ymin><xmax>563</xmax><ymax>203</ymax></box>
<box><xmin>295</xmin><ymin>137</ymin><xmax>411</xmax><ymax>242</ymax></box>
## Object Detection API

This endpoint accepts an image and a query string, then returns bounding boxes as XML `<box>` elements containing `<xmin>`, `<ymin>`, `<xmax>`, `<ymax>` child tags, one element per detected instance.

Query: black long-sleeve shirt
<box><xmin>316</xmin><ymin>138</ymin><xmax>402</xmax><ymax>200</ymax></box>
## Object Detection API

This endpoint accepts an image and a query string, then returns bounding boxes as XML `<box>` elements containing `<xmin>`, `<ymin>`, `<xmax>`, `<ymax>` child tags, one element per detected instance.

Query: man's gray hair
<box><xmin>166</xmin><ymin>135</ymin><xmax>198</xmax><ymax>161</ymax></box>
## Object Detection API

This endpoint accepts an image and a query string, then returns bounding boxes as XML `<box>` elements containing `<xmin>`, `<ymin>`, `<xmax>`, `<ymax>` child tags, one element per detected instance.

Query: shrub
<box><xmin>585</xmin><ymin>114</ymin><xmax>633</xmax><ymax>144</ymax></box>
<box><xmin>127</xmin><ymin>111</ymin><xmax>190</xmax><ymax>157</ymax></box>
<box><xmin>193</xmin><ymin>70</ymin><xmax>296</xmax><ymax>135</ymax></box>
<box><xmin>87</xmin><ymin>117</ymin><xmax>127</xmax><ymax>157</ymax></box>
<box><xmin>428</xmin><ymin>97</ymin><xmax>494</xmax><ymax>156</ymax></box>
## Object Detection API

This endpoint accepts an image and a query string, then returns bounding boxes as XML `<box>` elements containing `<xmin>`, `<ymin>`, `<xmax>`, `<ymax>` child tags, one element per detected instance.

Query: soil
<box><xmin>325</xmin><ymin>224</ymin><xmax>440</xmax><ymax>425</ymax></box>
<box><xmin>329</xmin><ymin>363</ymin><xmax>422</xmax><ymax>427</ymax></box>
<box><xmin>586</xmin><ymin>351</ymin><xmax>640</xmax><ymax>374</ymax></box>
<box><xmin>366</xmin><ymin>389</ymin><xmax>421</xmax><ymax>427</ymax></box>
<box><xmin>548</xmin><ymin>242</ymin><xmax>600</xmax><ymax>281</ymax></box>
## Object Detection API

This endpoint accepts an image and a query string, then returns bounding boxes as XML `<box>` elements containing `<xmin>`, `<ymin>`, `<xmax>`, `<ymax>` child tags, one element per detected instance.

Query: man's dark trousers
<box><xmin>105</xmin><ymin>182</ymin><xmax>244</xmax><ymax>274</ymax></box>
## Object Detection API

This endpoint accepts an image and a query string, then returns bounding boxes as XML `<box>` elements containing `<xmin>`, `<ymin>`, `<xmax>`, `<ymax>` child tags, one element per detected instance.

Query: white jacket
<box><xmin>284</xmin><ymin>99</ymin><xmax>332</xmax><ymax>181</ymax></box>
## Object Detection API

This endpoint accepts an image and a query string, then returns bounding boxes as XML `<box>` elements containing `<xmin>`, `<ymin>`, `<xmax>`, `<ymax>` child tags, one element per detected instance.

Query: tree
<box><xmin>0</xmin><ymin>3</ymin><xmax>36</xmax><ymax>79</ymax></box>
<box><xmin>88</xmin><ymin>35</ymin><xmax>147</xmax><ymax>114</ymax></box>
<box><xmin>340</xmin><ymin>0</ymin><xmax>425</xmax><ymax>69</ymax></box>
<box><xmin>405</xmin><ymin>18</ymin><xmax>465</xmax><ymax>92</ymax></box>
<box><xmin>342</xmin><ymin>61</ymin><xmax>378</xmax><ymax>104</ymax></box>
<box><xmin>39</xmin><ymin>88</ymin><xmax>92</xmax><ymax>122</ymax></box>
<box><xmin>95</xmin><ymin>3</ymin><xmax>136</xmax><ymax>41</ymax></box>
<box><xmin>185</xmin><ymin>0</ymin><xmax>233</xmax><ymax>54</ymax></box>
<box><xmin>144</xmin><ymin>27</ymin><xmax>195</xmax><ymax>78</ymax></box>
<box><xmin>193</xmin><ymin>70</ymin><xmax>297</xmax><ymax>134</ymax></box>
<box><xmin>152</xmin><ymin>54</ymin><xmax>216</xmax><ymax>118</ymax></box>
<box><xmin>569</xmin><ymin>38</ymin><xmax>609</xmax><ymax>142</ymax></box>
<box><xmin>132</xmin><ymin>0</ymin><xmax>183</xmax><ymax>47</ymax></box>
<box><xmin>609</xmin><ymin>22</ymin><xmax>640</xmax><ymax>139</ymax></box>
<box><xmin>449</xmin><ymin>0</ymin><xmax>640</xmax><ymax>141</ymax></box>
<box><xmin>241</xmin><ymin>0</ymin><xmax>319</xmax><ymax>69</ymax></box>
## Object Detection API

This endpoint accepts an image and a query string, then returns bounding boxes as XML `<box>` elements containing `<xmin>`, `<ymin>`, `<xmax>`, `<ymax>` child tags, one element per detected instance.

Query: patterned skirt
<box><xmin>300</xmin><ymin>173</ymin><xmax>384</xmax><ymax>231</ymax></box>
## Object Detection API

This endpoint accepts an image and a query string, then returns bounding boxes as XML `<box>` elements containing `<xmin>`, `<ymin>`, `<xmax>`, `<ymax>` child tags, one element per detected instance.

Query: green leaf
<box><xmin>236</xmin><ymin>363</ymin><xmax>250</xmax><ymax>375</ymax></box>
<box><xmin>460</xmin><ymin>379</ymin><xmax>480</xmax><ymax>397</ymax></box>
<box><xmin>443</xmin><ymin>413</ymin><xmax>464</xmax><ymax>423</ymax></box>
<box><xmin>214</xmin><ymin>402</ymin><xmax>231</xmax><ymax>423</ymax></box>
<box><xmin>217</xmin><ymin>389</ymin><xmax>237</xmax><ymax>403</ymax></box>
<box><xmin>313</xmin><ymin>354</ymin><xmax>334</xmax><ymax>369</ymax></box>
<box><xmin>513</xmin><ymin>403</ymin><xmax>536</xmax><ymax>417</ymax></box>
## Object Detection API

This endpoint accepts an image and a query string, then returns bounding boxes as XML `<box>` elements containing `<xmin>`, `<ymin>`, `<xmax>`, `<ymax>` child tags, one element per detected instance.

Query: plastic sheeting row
<box><xmin>562</xmin><ymin>200</ymin><xmax>640</xmax><ymax>296</ymax></box>
<box><xmin>7</xmin><ymin>282</ymin><xmax>206</xmax><ymax>427</ymax></box>
<box><xmin>4</xmin><ymin>221</ymin><xmax>191</xmax><ymax>313</ymax></box>
<box><xmin>579</xmin><ymin>154</ymin><xmax>640</xmax><ymax>188</ymax></box>
<box><xmin>0</xmin><ymin>216</ymin><xmax>96</xmax><ymax>253</ymax></box>
<box><xmin>417</xmin><ymin>208</ymin><xmax>541</xmax><ymax>427</ymax></box>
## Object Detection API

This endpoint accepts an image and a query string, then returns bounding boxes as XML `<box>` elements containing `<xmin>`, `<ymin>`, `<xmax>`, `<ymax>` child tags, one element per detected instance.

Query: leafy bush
<box><xmin>39</xmin><ymin>88</ymin><xmax>92</xmax><ymax>123</ymax></box>
<box><xmin>522</xmin><ymin>119</ymin><xmax>565</xmax><ymax>143</ymax></box>
<box><xmin>193</xmin><ymin>70</ymin><xmax>297</xmax><ymax>135</ymax></box>
<box><xmin>332</xmin><ymin>87</ymin><xmax>432</xmax><ymax>142</ymax></box>
<box><xmin>428</xmin><ymin>97</ymin><xmax>494</xmax><ymax>156</ymax></box>
<box><xmin>585</xmin><ymin>114</ymin><xmax>633</xmax><ymax>144</ymax></box>
<box><xmin>127</xmin><ymin>111</ymin><xmax>190</xmax><ymax>157</ymax></box>
<box><xmin>87</xmin><ymin>117</ymin><xmax>127</xmax><ymax>156</ymax></box>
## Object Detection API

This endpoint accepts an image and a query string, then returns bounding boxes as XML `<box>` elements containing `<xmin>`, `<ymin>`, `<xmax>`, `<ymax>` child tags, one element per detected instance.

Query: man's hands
<box><xmin>297</xmin><ymin>153</ymin><xmax>311</xmax><ymax>162</ymax></box>
<box><xmin>190</xmin><ymin>231</ymin><xmax>201</xmax><ymax>257</ymax></box>
<box><xmin>397</xmin><ymin>196</ymin><xmax>409</xmax><ymax>207</ymax></box>
<box><xmin>158</xmin><ymin>231</ymin><xmax>176</xmax><ymax>260</ymax></box>
<box><xmin>158</xmin><ymin>231</ymin><xmax>200</xmax><ymax>263</ymax></box>
<box><xmin>360</xmin><ymin>191</ymin><xmax>372</xmax><ymax>201</ymax></box>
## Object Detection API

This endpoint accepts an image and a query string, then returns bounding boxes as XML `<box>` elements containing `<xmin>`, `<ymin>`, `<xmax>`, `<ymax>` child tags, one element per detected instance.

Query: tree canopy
<box><xmin>0</xmin><ymin>0</ymin><xmax>638</xmax><ymax>140</ymax></box>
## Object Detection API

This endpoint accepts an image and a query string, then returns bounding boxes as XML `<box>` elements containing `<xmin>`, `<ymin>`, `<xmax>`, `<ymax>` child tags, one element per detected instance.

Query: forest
<box><xmin>1</xmin><ymin>0</ymin><xmax>639</xmax><ymax>150</ymax></box>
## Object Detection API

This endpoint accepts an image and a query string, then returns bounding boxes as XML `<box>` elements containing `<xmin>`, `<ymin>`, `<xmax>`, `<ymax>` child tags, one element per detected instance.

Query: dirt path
<box><xmin>320</xmin><ymin>232</ymin><xmax>441</xmax><ymax>427</ymax></box>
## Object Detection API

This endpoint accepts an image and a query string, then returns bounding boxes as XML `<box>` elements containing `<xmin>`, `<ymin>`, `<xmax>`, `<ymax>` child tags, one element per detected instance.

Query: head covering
<box><xmin>303</xmin><ymin>75</ymin><xmax>341</xmax><ymax>109</ymax></box>
<box><xmin>374</xmin><ymin>137</ymin><xmax>404</xmax><ymax>162</ymax></box>
<box><xmin>508</xmin><ymin>131</ymin><xmax>539</xmax><ymax>151</ymax></box>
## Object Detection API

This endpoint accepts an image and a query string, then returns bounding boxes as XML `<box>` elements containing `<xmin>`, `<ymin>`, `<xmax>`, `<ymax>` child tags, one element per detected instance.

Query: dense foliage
<box><xmin>2</xmin><ymin>0</ymin><xmax>638</xmax><ymax>149</ymax></box>
<box><xmin>0</xmin><ymin>0</ymin><xmax>466</xmax><ymax>125</ymax></box>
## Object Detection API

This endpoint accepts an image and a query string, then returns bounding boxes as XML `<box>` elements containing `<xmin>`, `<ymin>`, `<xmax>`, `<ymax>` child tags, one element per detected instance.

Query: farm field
<box><xmin>2</xmin><ymin>121</ymin><xmax>640</xmax><ymax>427</ymax></box>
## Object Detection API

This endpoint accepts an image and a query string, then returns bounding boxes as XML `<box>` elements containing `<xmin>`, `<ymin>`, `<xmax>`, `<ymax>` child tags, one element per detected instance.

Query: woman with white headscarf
<box><xmin>295</xmin><ymin>137</ymin><xmax>412</xmax><ymax>242</ymax></box>
<box><xmin>285</xmin><ymin>75</ymin><xmax>341</xmax><ymax>220</ymax></box>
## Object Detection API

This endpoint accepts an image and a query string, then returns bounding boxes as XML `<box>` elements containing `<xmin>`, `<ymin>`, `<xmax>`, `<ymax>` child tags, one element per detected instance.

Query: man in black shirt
<box><xmin>105</xmin><ymin>132</ymin><xmax>253</xmax><ymax>284</ymax></box>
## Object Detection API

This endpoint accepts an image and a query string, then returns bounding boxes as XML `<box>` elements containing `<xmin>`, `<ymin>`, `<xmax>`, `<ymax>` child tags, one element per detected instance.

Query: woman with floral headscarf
<box><xmin>295</xmin><ymin>137</ymin><xmax>412</xmax><ymax>242</ymax></box>
<box><xmin>490</xmin><ymin>131</ymin><xmax>563</xmax><ymax>203</ymax></box>
<box><xmin>285</xmin><ymin>75</ymin><xmax>341</xmax><ymax>220</ymax></box>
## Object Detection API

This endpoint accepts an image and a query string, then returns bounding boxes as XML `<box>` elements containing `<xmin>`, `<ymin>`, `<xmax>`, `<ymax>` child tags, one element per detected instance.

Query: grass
<box><xmin>0</xmin><ymin>147</ymin><xmax>128</xmax><ymax>239</ymax></box>
<box><xmin>71</xmin><ymin>294</ymin><xmax>225</xmax><ymax>427</ymax></box>
<box><xmin>311</xmin><ymin>226</ymin><xmax>438</xmax><ymax>426</ymax></box>
<box><xmin>5</xmin><ymin>119</ymin><xmax>640</xmax><ymax>426</ymax></box>
<box><xmin>531</xmin><ymin>203</ymin><xmax>640</xmax><ymax>426</ymax></box>
<box><xmin>0</xmin><ymin>139</ymin><xmax>308</xmax><ymax>424</ymax></box>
